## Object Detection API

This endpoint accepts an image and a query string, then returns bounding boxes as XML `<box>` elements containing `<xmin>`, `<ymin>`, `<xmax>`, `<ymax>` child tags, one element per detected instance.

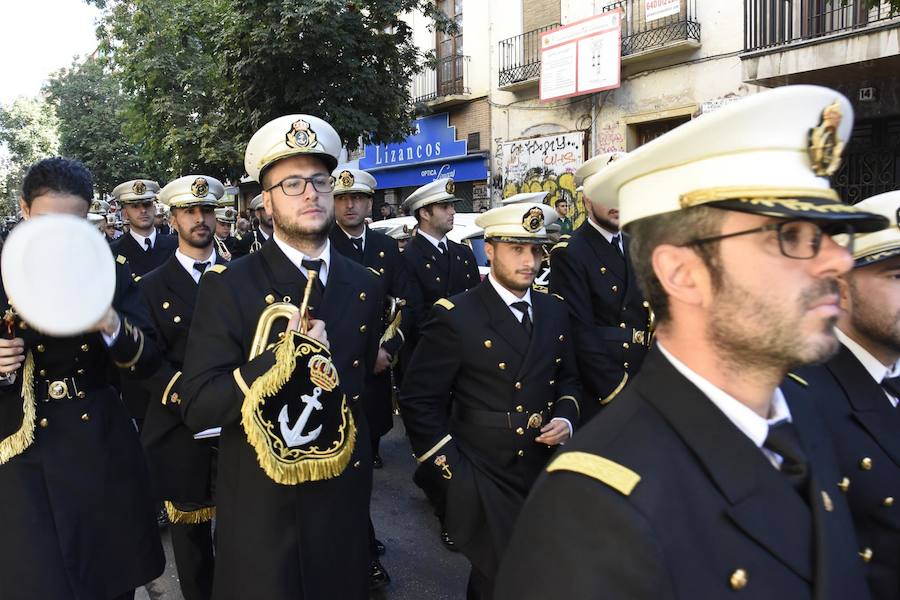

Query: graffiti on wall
<box><xmin>597</xmin><ymin>120</ymin><xmax>625</xmax><ymax>153</ymax></box>
<box><xmin>494</xmin><ymin>131</ymin><xmax>588</xmax><ymax>225</ymax></box>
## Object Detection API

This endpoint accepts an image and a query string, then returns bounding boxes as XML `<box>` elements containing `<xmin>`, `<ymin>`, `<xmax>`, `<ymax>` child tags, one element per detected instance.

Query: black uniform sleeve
<box><xmin>381</xmin><ymin>245</ymin><xmax>423</xmax><ymax>358</ymax></box>
<box><xmin>109</xmin><ymin>261</ymin><xmax>160</xmax><ymax>379</ymax></box>
<box><xmin>136</xmin><ymin>279</ymin><xmax>179</xmax><ymax>412</ymax></box>
<box><xmin>550</xmin><ymin>308</ymin><xmax>582</xmax><ymax>426</ymax></box>
<box><xmin>549</xmin><ymin>245</ymin><xmax>623</xmax><ymax>404</ymax></box>
<box><xmin>179</xmin><ymin>269</ymin><xmax>276</xmax><ymax>431</ymax></box>
<box><xmin>495</xmin><ymin>471</ymin><xmax>673</xmax><ymax>599</ymax></box>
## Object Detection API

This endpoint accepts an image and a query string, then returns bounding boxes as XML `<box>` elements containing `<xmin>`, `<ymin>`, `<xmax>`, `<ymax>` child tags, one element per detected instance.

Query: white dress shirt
<box><xmin>273</xmin><ymin>234</ymin><xmax>331</xmax><ymax>286</ymax></box>
<box><xmin>419</xmin><ymin>229</ymin><xmax>449</xmax><ymax>253</ymax></box>
<box><xmin>340</xmin><ymin>225</ymin><xmax>367</xmax><ymax>253</ymax></box>
<box><xmin>175</xmin><ymin>248</ymin><xmax>216</xmax><ymax>284</ymax></box>
<box><xmin>587</xmin><ymin>218</ymin><xmax>623</xmax><ymax>253</ymax></box>
<box><xmin>130</xmin><ymin>228</ymin><xmax>158</xmax><ymax>250</ymax></box>
<box><xmin>657</xmin><ymin>343</ymin><xmax>793</xmax><ymax>469</ymax></box>
<box><xmin>836</xmin><ymin>328</ymin><xmax>900</xmax><ymax>407</ymax></box>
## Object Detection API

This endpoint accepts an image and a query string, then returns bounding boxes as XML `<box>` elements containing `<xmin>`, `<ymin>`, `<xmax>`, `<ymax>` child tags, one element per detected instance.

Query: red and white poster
<box><xmin>540</xmin><ymin>10</ymin><xmax>622</xmax><ymax>102</ymax></box>
<box><xmin>645</xmin><ymin>0</ymin><xmax>680</xmax><ymax>22</ymax></box>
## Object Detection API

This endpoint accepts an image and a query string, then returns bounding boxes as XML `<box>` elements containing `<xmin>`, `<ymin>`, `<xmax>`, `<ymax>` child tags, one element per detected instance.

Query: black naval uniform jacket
<box><xmin>402</xmin><ymin>232</ymin><xmax>480</xmax><ymax>309</ymax></box>
<box><xmin>233</xmin><ymin>227</ymin><xmax>270</xmax><ymax>257</ymax></box>
<box><xmin>0</xmin><ymin>258</ymin><xmax>165</xmax><ymax>600</ymax></box>
<box><xmin>111</xmin><ymin>230</ymin><xmax>178</xmax><ymax>277</ymax></box>
<box><xmin>549</xmin><ymin>221</ymin><xmax>650</xmax><ymax>422</ymax></box>
<box><xmin>495</xmin><ymin>348</ymin><xmax>870</xmax><ymax>600</ymax></box>
<box><xmin>399</xmin><ymin>279</ymin><xmax>581</xmax><ymax>579</ymax></box>
<box><xmin>795</xmin><ymin>344</ymin><xmax>900</xmax><ymax>599</ymax></box>
<box><xmin>139</xmin><ymin>253</ymin><xmax>226</xmax><ymax>512</ymax></box>
<box><xmin>179</xmin><ymin>240</ymin><xmax>383</xmax><ymax>600</ymax></box>
<box><xmin>330</xmin><ymin>225</ymin><xmax>423</xmax><ymax>438</ymax></box>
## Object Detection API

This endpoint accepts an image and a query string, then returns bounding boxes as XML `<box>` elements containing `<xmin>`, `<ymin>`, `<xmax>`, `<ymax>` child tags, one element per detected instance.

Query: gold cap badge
<box><xmin>339</xmin><ymin>170</ymin><xmax>354</xmax><ymax>188</ymax></box>
<box><xmin>285</xmin><ymin>119</ymin><xmax>318</xmax><ymax>150</ymax></box>
<box><xmin>445</xmin><ymin>179</ymin><xmax>455</xmax><ymax>195</ymax></box>
<box><xmin>191</xmin><ymin>177</ymin><xmax>209</xmax><ymax>198</ymax></box>
<box><xmin>132</xmin><ymin>181</ymin><xmax>146</xmax><ymax>195</ymax></box>
<box><xmin>808</xmin><ymin>100</ymin><xmax>845</xmax><ymax>177</ymax></box>
<box><xmin>522</xmin><ymin>206</ymin><xmax>545</xmax><ymax>233</ymax></box>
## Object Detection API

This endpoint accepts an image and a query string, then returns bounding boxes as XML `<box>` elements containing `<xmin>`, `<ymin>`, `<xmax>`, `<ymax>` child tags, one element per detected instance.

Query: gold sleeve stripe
<box><xmin>786</xmin><ymin>372</ymin><xmax>809</xmax><ymax>387</ymax></box>
<box><xmin>547</xmin><ymin>451</ymin><xmax>641</xmax><ymax>496</ymax></box>
<box><xmin>600</xmin><ymin>372</ymin><xmax>628</xmax><ymax>405</ymax></box>
<box><xmin>114</xmin><ymin>326</ymin><xmax>145</xmax><ymax>369</ymax></box>
<box><xmin>161</xmin><ymin>371</ymin><xmax>182</xmax><ymax>406</ymax></box>
<box><xmin>551</xmin><ymin>242</ymin><xmax>569</xmax><ymax>251</ymax></box>
<box><xmin>233</xmin><ymin>367</ymin><xmax>251</xmax><ymax>397</ymax></box>
<box><xmin>557</xmin><ymin>395</ymin><xmax>580</xmax><ymax>420</ymax></box>
<box><xmin>434</xmin><ymin>298</ymin><xmax>454</xmax><ymax>310</ymax></box>
<box><xmin>416</xmin><ymin>434</ymin><xmax>453</xmax><ymax>464</ymax></box>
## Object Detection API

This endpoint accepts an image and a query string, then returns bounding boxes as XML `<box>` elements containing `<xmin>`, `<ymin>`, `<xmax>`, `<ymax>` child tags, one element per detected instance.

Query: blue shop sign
<box><xmin>371</xmin><ymin>156</ymin><xmax>488</xmax><ymax>189</ymax></box>
<box><xmin>360</xmin><ymin>114</ymin><xmax>467</xmax><ymax>170</ymax></box>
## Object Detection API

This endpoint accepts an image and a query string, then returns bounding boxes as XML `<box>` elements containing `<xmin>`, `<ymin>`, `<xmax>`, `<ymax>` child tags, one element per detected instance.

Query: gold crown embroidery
<box><xmin>308</xmin><ymin>354</ymin><xmax>339</xmax><ymax>392</ymax></box>
<box><xmin>286</xmin><ymin>119</ymin><xmax>318</xmax><ymax>150</ymax></box>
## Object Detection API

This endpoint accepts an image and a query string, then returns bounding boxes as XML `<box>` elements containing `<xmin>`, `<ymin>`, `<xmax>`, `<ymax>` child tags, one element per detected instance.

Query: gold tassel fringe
<box><xmin>0</xmin><ymin>351</ymin><xmax>36</xmax><ymax>465</ymax></box>
<box><xmin>379</xmin><ymin>311</ymin><xmax>402</xmax><ymax>347</ymax></box>
<box><xmin>240</xmin><ymin>332</ymin><xmax>356</xmax><ymax>485</ymax></box>
<box><xmin>164</xmin><ymin>501</ymin><xmax>216</xmax><ymax>524</ymax></box>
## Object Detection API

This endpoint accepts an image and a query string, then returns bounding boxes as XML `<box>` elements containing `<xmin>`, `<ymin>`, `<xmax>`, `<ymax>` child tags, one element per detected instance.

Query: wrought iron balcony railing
<box><xmin>498</xmin><ymin>23</ymin><xmax>560</xmax><ymax>88</ymax></box>
<box><xmin>605</xmin><ymin>0</ymin><xmax>701</xmax><ymax>57</ymax></box>
<box><xmin>745</xmin><ymin>0</ymin><xmax>898</xmax><ymax>52</ymax></box>
<box><xmin>412</xmin><ymin>55</ymin><xmax>471</xmax><ymax>104</ymax></box>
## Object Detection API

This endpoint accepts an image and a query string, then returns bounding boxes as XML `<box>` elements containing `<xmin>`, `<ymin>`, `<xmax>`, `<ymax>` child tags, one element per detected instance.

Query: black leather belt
<box><xmin>597</xmin><ymin>326</ymin><xmax>650</xmax><ymax>346</ymax></box>
<box><xmin>36</xmin><ymin>375</ymin><xmax>104</xmax><ymax>402</ymax></box>
<box><xmin>454</xmin><ymin>406</ymin><xmax>548</xmax><ymax>430</ymax></box>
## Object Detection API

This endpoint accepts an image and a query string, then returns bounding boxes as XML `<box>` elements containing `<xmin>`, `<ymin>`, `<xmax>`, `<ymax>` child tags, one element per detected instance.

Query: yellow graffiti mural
<box><xmin>502</xmin><ymin>171</ymin><xmax>587</xmax><ymax>227</ymax></box>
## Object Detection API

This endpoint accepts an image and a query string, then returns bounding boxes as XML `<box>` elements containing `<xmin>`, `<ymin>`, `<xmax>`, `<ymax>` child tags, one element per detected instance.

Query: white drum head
<box><xmin>2</xmin><ymin>214</ymin><xmax>116</xmax><ymax>336</ymax></box>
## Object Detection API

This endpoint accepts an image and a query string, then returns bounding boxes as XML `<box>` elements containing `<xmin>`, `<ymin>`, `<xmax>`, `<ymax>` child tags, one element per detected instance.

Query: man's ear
<box><xmin>18</xmin><ymin>197</ymin><xmax>29</xmax><ymax>220</ymax></box>
<box><xmin>837</xmin><ymin>275</ymin><xmax>852</xmax><ymax>312</ymax></box>
<box><xmin>652</xmin><ymin>244</ymin><xmax>708</xmax><ymax>310</ymax></box>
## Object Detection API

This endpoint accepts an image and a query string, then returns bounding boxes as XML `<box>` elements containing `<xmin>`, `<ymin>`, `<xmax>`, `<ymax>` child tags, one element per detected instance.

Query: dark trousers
<box><xmin>467</xmin><ymin>567</ymin><xmax>493</xmax><ymax>600</ymax></box>
<box><xmin>110</xmin><ymin>592</ymin><xmax>135</xmax><ymax>600</ymax></box>
<box><xmin>170</xmin><ymin>520</ymin><xmax>215</xmax><ymax>600</ymax></box>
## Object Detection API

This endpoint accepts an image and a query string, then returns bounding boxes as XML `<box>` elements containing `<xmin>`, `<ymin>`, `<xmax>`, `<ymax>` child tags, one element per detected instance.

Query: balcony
<box><xmin>605</xmin><ymin>0</ymin><xmax>701</xmax><ymax>63</ymax></box>
<box><xmin>411</xmin><ymin>55</ymin><xmax>471</xmax><ymax>109</ymax></box>
<box><xmin>741</xmin><ymin>0</ymin><xmax>900</xmax><ymax>87</ymax></box>
<box><xmin>745</xmin><ymin>0</ymin><xmax>897</xmax><ymax>51</ymax></box>
<box><xmin>498</xmin><ymin>23</ymin><xmax>559</xmax><ymax>91</ymax></box>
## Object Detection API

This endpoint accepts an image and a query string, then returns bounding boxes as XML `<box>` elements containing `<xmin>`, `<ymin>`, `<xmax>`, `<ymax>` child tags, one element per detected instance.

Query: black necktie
<box><xmin>350</xmin><ymin>236</ymin><xmax>364</xmax><ymax>257</ymax></box>
<box><xmin>511</xmin><ymin>301</ymin><xmax>532</xmax><ymax>337</ymax></box>
<box><xmin>764</xmin><ymin>420</ymin><xmax>810</xmax><ymax>496</ymax></box>
<box><xmin>438</xmin><ymin>241</ymin><xmax>448</xmax><ymax>254</ymax></box>
<box><xmin>193</xmin><ymin>261</ymin><xmax>209</xmax><ymax>275</ymax></box>
<box><xmin>301</xmin><ymin>259</ymin><xmax>326</xmax><ymax>311</ymax></box>
<box><xmin>611</xmin><ymin>233</ymin><xmax>623</xmax><ymax>256</ymax></box>
<box><xmin>144</xmin><ymin>237</ymin><xmax>153</xmax><ymax>251</ymax></box>
<box><xmin>881</xmin><ymin>375</ymin><xmax>900</xmax><ymax>402</ymax></box>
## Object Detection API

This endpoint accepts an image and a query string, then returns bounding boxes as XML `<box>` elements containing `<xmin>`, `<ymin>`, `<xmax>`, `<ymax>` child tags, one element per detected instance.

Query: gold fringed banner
<box><xmin>164</xmin><ymin>501</ymin><xmax>216</xmax><ymax>524</ymax></box>
<box><xmin>0</xmin><ymin>351</ymin><xmax>36</xmax><ymax>465</ymax></box>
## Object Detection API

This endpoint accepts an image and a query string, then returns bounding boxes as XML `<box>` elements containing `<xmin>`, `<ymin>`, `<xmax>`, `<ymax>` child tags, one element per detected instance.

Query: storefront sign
<box><xmin>360</xmin><ymin>113</ymin><xmax>467</xmax><ymax>170</ymax></box>
<box><xmin>370</xmin><ymin>155</ymin><xmax>488</xmax><ymax>189</ymax></box>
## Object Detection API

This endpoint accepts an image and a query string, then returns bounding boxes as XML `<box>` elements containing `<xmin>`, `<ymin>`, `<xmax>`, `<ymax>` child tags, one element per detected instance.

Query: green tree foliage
<box><xmin>0</xmin><ymin>96</ymin><xmax>60</xmax><ymax>213</ymax></box>
<box><xmin>91</xmin><ymin>0</ymin><xmax>454</xmax><ymax>181</ymax></box>
<box><xmin>44</xmin><ymin>57</ymin><xmax>162</xmax><ymax>197</ymax></box>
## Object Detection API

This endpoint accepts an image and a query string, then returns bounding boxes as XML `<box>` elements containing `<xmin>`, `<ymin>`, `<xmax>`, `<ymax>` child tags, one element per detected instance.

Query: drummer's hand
<box><xmin>285</xmin><ymin>313</ymin><xmax>329</xmax><ymax>350</ymax></box>
<box><xmin>0</xmin><ymin>337</ymin><xmax>25</xmax><ymax>374</ymax></box>
<box><xmin>91</xmin><ymin>307</ymin><xmax>122</xmax><ymax>338</ymax></box>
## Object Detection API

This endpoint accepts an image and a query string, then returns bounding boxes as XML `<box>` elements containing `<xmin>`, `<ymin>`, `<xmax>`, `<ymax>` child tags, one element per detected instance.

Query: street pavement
<box><xmin>137</xmin><ymin>416</ymin><xmax>470</xmax><ymax>599</ymax></box>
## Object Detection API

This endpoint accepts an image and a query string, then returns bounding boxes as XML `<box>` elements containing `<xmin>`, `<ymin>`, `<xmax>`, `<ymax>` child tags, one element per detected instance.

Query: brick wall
<box><xmin>448</xmin><ymin>98</ymin><xmax>491</xmax><ymax>153</ymax></box>
<box><xmin>523</xmin><ymin>0</ymin><xmax>561</xmax><ymax>32</ymax></box>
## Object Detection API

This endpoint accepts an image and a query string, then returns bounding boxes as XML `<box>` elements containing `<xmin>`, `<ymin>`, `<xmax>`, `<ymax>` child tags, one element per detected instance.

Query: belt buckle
<box><xmin>526</xmin><ymin>413</ymin><xmax>543</xmax><ymax>429</ymax></box>
<box><xmin>48</xmin><ymin>380</ymin><xmax>69</xmax><ymax>400</ymax></box>
<box><xmin>632</xmin><ymin>330</ymin><xmax>646</xmax><ymax>346</ymax></box>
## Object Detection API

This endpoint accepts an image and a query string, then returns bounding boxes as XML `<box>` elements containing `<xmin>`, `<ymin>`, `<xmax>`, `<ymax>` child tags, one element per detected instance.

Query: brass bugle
<box><xmin>298</xmin><ymin>270</ymin><xmax>317</xmax><ymax>335</ymax></box>
<box><xmin>248</xmin><ymin>271</ymin><xmax>318</xmax><ymax>359</ymax></box>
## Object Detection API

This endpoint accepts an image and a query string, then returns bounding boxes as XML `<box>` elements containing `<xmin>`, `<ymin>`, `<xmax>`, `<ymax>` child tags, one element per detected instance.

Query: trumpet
<box><xmin>214</xmin><ymin>235</ymin><xmax>232</xmax><ymax>262</ymax></box>
<box><xmin>249</xmin><ymin>231</ymin><xmax>263</xmax><ymax>253</ymax></box>
<box><xmin>248</xmin><ymin>270</ymin><xmax>318</xmax><ymax>359</ymax></box>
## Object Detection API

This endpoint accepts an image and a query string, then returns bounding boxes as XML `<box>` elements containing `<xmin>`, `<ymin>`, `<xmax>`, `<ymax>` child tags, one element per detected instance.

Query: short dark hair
<box><xmin>413</xmin><ymin>204</ymin><xmax>434</xmax><ymax>225</ymax></box>
<box><xmin>21</xmin><ymin>157</ymin><xmax>93</xmax><ymax>206</ymax></box>
<box><xmin>556</xmin><ymin>198</ymin><xmax>568</xmax><ymax>206</ymax></box>
<box><xmin>626</xmin><ymin>206</ymin><xmax>725</xmax><ymax>324</ymax></box>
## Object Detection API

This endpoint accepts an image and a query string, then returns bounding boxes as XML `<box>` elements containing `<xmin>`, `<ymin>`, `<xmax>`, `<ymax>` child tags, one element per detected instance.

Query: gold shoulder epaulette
<box><xmin>551</xmin><ymin>241</ymin><xmax>569</xmax><ymax>252</ymax></box>
<box><xmin>133</xmin><ymin>275</ymin><xmax>142</xmax><ymax>282</ymax></box>
<box><xmin>786</xmin><ymin>372</ymin><xmax>808</xmax><ymax>387</ymax></box>
<box><xmin>560</xmin><ymin>234</ymin><xmax>571</xmax><ymax>241</ymax></box>
<box><xmin>551</xmin><ymin>293</ymin><xmax>565</xmax><ymax>302</ymax></box>
<box><xmin>547</xmin><ymin>451</ymin><xmax>640</xmax><ymax>496</ymax></box>
<box><xmin>434</xmin><ymin>298</ymin><xmax>454</xmax><ymax>310</ymax></box>
<box><xmin>116</xmin><ymin>254</ymin><xmax>127</xmax><ymax>265</ymax></box>
<box><xmin>367</xmin><ymin>266</ymin><xmax>382</xmax><ymax>277</ymax></box>
<box><xmin>209</xmin><ymin>264</ymin><xmax>227</xmax><ymax>274</ymax></box>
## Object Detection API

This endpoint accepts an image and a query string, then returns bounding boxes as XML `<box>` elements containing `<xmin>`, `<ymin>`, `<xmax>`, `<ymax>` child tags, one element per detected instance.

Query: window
<box><xmin>437</xmin><ymin>0</ymin><xmax>464</xmax><ymax>95</ymax></box>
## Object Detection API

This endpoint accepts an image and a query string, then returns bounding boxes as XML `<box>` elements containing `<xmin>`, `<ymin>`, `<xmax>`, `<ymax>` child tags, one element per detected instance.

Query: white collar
<box><xmin>836</xmin><ymin>328</ymin><xmax>900</xmax><ymax>383</ymax></box>
<box><xmin>175</xmin><ymin>248</ymin><xmax>216</xmax><ymax>283</ymax></box>
<box><xmin>487</xmin><ymin>274</ymin><xmax>532</xmax><ymax>317</ymax></box>
<box><xmin>258</xmin><ymin>227</ymin><xmax>271</xmax><ymax>241</ymax></box>
<box><xmin>586</xmin><ymin>217</ymin><xmax>620</xmax><ymax>245</ymax></box>
<box><xmin>272</xmin><ymin>234</ymin><xmax>331</xmax><ymax>286</ymax></box>
<box><xmin>340</xmin><ymin>225</ymin><xmax>367</xmax><ymax>244</ymax></box>
<box><xmin>419</xmin><ymin>229</ymin><xmax>449</xmax><ymax>252</ymax></box>
<box><xmin>130</xmin><ymin>227</ymin><xmax>157</xmax><ymax>249</ymax></box>
<box><xmin>657</xmin><ymin>343</ymin><xmax>792</xmax><ymax>449</ymax></box>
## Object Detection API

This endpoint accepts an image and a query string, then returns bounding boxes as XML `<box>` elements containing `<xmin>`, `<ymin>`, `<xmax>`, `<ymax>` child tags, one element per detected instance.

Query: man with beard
<box><xmin>549</xmin><ymin>152</ymin><xmax>651</xmax><ymax>423</ymax></box>
<box><xmin>235</xmin><ymin>194</ymin><xmax>272</xmax><ymax>255</ymax></box>
<box><xmin>213</xmin><ymin>207</ymin><xmax>239</xmax><ymax>262</ymax></box>
<box><xmin>495</xmin><ymin>86</ymin><xmax>887</xmax><ymax>599</ymax></box>
<box><xmin>791</xmin><ymin>191</ymin><xmax>900</xmax><ymax>599</ymax></box>
<box><xmin>155</xmin><ymin>204</ymin><xmax>174</xmax><ymax>236</ymax></box>
<box><xmin>400</xmin><ymin>201</ymin><xmax>581</xmax><ymax>599</ymax></box>
<box><xmin>179</xmin><ymin>114</ymin><xmax>382</xmax><ymax>600</ymax></box>
<box><xmin>139</xmin><ymin>175</ymin><xmax>227</xmax><ymax>600</ymax></box>
<box><xmin>329</xmin><ymin>167</ymin><xmax>423</xmax><ymax>589</ymax></box>
<box><xmin>0</xmin><ymin>157</ymin><xmax>164</xmax><ymax>600</ymax></box>
<box><xmin>111</xmin><ymin>180</ymin><xmax>178</xmax><ymax>277</ymax></box>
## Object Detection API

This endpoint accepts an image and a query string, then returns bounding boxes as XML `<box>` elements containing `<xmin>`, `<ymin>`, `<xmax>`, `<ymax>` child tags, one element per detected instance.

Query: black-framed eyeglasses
<box><xmin>265</xmin><ymin>175</ymin><xmax>335</xmax><ymax>196</ymax></box>
<box><xmin>684</xmin><ymin>219</ymin><xmax>855</xmax><ymax>259</ymax></box>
